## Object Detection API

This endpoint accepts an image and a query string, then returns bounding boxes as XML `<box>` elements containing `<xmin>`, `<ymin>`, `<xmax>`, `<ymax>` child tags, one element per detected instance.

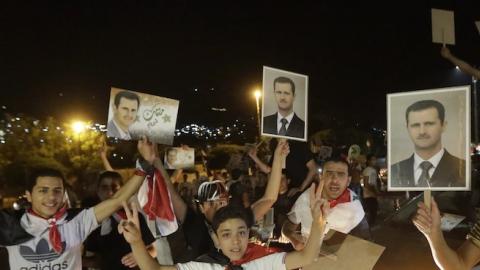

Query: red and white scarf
<box><xmin>27</xmin><ymin>206</ymin><xmax>67</xmax><ymax>254</ymax></box>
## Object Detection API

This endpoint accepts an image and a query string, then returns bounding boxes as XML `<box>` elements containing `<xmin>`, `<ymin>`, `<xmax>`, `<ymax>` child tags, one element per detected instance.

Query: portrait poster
<box><xmin>107</xmin><ymin>87</ymin><xmax>179</xmax><ymax>145</ymax></box>
<box><xmin>164</xmin><ymin>147</ymin><xmax>195</xmax><ymax>169</ymax></box>
<box><xmin>387</xmin><ymin>86</ymin><xmax>470</xmax><ymax>191</ymax></box>
<box><xmin>261</xmin><ymin>66</ymin><xmax>308</xmax><ymax>142</ymax></box>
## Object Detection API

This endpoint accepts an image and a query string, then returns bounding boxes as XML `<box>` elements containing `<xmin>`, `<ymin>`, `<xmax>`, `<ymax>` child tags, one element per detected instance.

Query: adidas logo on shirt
<box><xmin>18</xmin><ymin>239</ymin><xmax>69</xmax><ymax>270</ymax></box>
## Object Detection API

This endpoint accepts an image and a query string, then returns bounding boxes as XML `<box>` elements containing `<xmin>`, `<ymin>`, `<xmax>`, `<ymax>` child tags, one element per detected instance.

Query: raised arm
<box><xmin>413</xmin><ymin>197</ymin><xmax>480</xmax><ymax>270</ymax></box>
<box><xmin>152</xmin><ymin>157</ymin><xmax>188</xmax><ymax>223</ymax></box>
<box><xmin>441</xmin><ymin>46</ymin><xmax>480</xmax><ymax>79</ymax></box>
<box><xmin>251</xmin><ymin>139</ymin><xmax>289</xmax><ymax>221</ymax></box>
<box><xmin>285</xmin><ymin>182</ymin><xmax>328</xmax><ymax>270</ymax></box>
<box><xmin>99</xmin><ymin>139</ymin><xmax>115</xmax><ymax>171</ymax></box>
<box><xmin>288</xmin><ymin>159</ymin><xmax>317</xmax><ymax>197</ymax></box>
<box><xmin>93</xmin><ymin>137</ymin><xmax>151</xmax><ymax>223</ymax></box>
<box><xmin>120</xmin><ymin>202</ymin><xmax>175</xmax><ymax>270</ymax></box>
<box><xmin>248</xmin><ymin>146</ymin><xmax>272</xmax><ymax>174</ymax></box>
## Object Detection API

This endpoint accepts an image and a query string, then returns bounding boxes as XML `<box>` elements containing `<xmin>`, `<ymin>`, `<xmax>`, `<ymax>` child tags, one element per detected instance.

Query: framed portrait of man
<box><xmin>261</xmin><ymin>66</ymin><xmax>308</xmax><ymax>142</ymax></box>
<box><xmin>164</xmin><ymin>147</ymin><xmax>195</xmax><ymax>169</ymax></box>
<box><xmin>107</xmin><ymin>87</ymin><xmax>179</xmax><ymax>145</ymax></box>
<box><xmin>387</xmin><ymin>86</ymin><xmax>470</xmax><ymax>191</ymax></box>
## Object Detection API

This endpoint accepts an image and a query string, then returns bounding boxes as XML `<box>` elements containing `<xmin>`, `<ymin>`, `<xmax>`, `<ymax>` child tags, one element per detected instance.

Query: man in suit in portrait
<box><xmin>107</xmin><ymin>90</ymin><xmax>140</xmax><ymax>140</ymax></box>
<box><xmin>263</xmin><ymin>76</ymin><xmax>305</xmax><ymax>139</ymax></box>
<box><xmin>390</xmin><ymin>99</ymin><xmax>466</xmax><ymax>188</ymax></box>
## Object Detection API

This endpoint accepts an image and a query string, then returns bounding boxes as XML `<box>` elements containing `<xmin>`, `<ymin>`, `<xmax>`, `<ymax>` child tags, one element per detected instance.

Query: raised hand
<box><xmin>99</xmin><ymin>139</ymin><xmax>108</xmax><ymax>159</ymax></box>
<box><xmin>118</xmin><ymin>201</ymin><xmax>142</xmax><ymax>245</ymax></box>
<box><xmin>137</xmin><ymin>136</ymin><xmax>157</xmax><ymax>164</ymax></box>
<box><xmin>274</xmin><ymin>138</ymin><xmax>290</xmax><ymax>158</ymax></box>
<box><xmin>412</xmin><ymin>197</ymin><xmax>441</xmax><ymax>238</ymax></box>
<box><xmin>440</xmin><ymin>45</ymin><xmax>452</xmax><ymax>59</ymax></box>
<box><xmin>247</xmin><ymin>146</ymin><xmax>258</xmax><ymax>159</ymax></box>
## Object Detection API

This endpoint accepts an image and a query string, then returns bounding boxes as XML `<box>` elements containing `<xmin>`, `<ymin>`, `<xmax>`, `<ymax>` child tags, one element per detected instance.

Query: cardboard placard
<box><xmin>431</xmin><ymin>9</ymin><xmax>455</xmax><ymax>45</ymax></box>
<box><xmin>304</xmin><ymin>231</ymin><xmax>385</xmax><ymax>270</ymax></box>
<box><xmin>164</xmin><ymin>147</ymin><xmax>195</xmax><ymax>169</ymax></box>
<box><xmin>107</xmin><ymin>87</ymin><xmax>179</xmax><ymax>145</ymax></box>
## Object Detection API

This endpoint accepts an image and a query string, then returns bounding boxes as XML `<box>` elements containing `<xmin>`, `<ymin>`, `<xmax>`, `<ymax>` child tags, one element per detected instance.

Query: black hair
<box><xmin>26</xmin><ymin>168</ymin><xmax>66</xmax><ymax>192</ymax></box>
<box><xmin>114</xmin><ymin>90</ymin><xmax>140</xmax><ymax>108</ymax></box>
<box><xmin>97</xmin><ymin>171</ymin><xmax>123</xmax><ymax>187</ymax></box>
<box><xmin>322</xmin><ymin>156</ymin><xmax>350</xmax><ymax>176</ymax></box>
<box><xmin>212</xmin><ymin>204</ymin><xmax>254</xmax><ymax>233</ymax></box>
<box><xmin>273</xmin><ymin>76</ymin><xmax>295</xmax><ymax>95</ymax></box>
<box><xmin>405</xmin><ymin>100</ymin><xmax>445</xmax><ymax>124</ymax></box>
<box><xmin>228</xmin><ymin>181</ymin><xmax>246</xmax><ymax>207</ymax></box>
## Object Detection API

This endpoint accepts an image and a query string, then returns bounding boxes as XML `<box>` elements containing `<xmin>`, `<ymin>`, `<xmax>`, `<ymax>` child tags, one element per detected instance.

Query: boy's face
<box><xmin>216</xmin><ymin>218</ymin><xmax>249</xmax><ymax>261</ymax></box>
<box><xmin>97</xmin><ymin>177</ymin><xmax>122</xmax><ymax>201</ymax></box>
<box><xmin>26</xmin><ymin>176</ymin><xmax>65</xmax><ymax>218</ymax></box>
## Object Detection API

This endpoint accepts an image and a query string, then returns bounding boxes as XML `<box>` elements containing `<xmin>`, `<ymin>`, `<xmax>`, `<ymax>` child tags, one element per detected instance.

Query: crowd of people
<box><xmin>0</xmin><ymin>45</ymin><xmax>479</xmax><ymax>270</ymax></box>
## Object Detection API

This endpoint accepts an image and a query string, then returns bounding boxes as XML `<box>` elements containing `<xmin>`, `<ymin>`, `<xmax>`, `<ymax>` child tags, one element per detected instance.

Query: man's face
<box><xmin>322</xmin><ymin>161</ymin><xmax>351</xmax><ymax>200</ymax></box>
<box><xmin>113</xmin><ymin>97</ymin><xmax>138</xmax><ymax>129</ymax></box>
<box><xmin>167</xmin><ymin>150</ymin><xmax>177</xmax><ymax>165</ymax></box>
<box><xmin>215</xmin><ymin>218</ymin><xmax>249</xmax><ymax>261</ymax></box>
<box><xmin>26</xmin><ymin>176</ymin><xmax>65</xmax><ymax>218</ymax></box>
<box><xmin>407</xmin><ymin>108</ymin><xmax>445</xmax><ymax>151</ymax></box>
<box><xmin>199</xmin><ymin>198</ymin><xmax>229</xmax><ymax>223</ymax></box>
<box><xmin>274</xmin><ymin>82</ymin><xmax>294</xmax><ymax>112</ymax></box>
<box><xmin>97</xmin><ymin>177</ymin><xmax>122</xmax><ymax>201</ymax></box>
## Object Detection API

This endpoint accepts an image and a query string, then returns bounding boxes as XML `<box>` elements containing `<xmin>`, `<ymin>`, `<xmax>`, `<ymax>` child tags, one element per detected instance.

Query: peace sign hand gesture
<box><xmin>309</xmin><ymin>180</ymin><xmax>329</xmax><ymax>228</ymax></box>
<box><xmin>118</xmin><ymin>201</ymin><xmax>143</xmax><ymax>245</ymax></box>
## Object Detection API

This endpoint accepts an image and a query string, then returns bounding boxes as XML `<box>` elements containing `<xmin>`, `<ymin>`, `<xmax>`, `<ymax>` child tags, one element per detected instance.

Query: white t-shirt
<box><xmin>288</xmin><ymin>187</ymin><xmax>364</xmax><ymax>237</ymax></box>
<box><xmin>176</xmin><ymin>252</ymin><xmax>287</xmax><ymax>270</ymax></box>
<box><xmin>6</xmin><ymin>208</ymin><xmax>99</xmax><ymax>270</ymax></box>
<box><xmin>362</xmin><ymin>166</ymin><xmax>378</xmax><ymax>198</ymax></box>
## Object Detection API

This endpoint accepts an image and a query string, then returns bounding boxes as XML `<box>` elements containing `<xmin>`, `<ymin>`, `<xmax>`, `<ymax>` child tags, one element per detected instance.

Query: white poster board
<box><xmin>431</xmin><ymin>9</ymin><xmax>455</xmax><ymax>45</ymax></box>
<box><xmin>261</xmin><ymin>66</ymin><xmax>308</xmax><ymax>142</ymax></box>
<box><xmin>387</xmin><ymin>86</ymin><xmax>470</xmax><ymax>191</ymax></box>
<box><xmin>164</xmin><ymin>147</ymin><xmax>195</xmax><ymax>169</ymax></box>
<box><xmin>107</xmin><ymin>87</ymin><xmax>179</xmax><ymax>145</ymax></box>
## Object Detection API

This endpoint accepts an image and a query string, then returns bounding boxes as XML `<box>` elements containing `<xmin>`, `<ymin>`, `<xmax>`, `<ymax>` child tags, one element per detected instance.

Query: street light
<box><xmin>72</xmin><ymin>121</ymin><xmax>86</xmax><ymax>134</ymax></box>
<box><xmin>253</xmin><ymin>89</ymin><xmax>262</xmax><ymax>139</ymax></box>
<box><xmin>71</xmin><ymin>120</ymin><xmax>87</xmax><ymax>154</ymax></box>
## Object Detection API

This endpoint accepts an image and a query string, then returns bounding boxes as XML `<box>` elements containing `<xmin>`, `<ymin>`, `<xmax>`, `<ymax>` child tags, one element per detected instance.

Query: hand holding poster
<box><xmin>107</xmin><ymin>87</ymin><xmax>179</xmax><ymax>145</ymax></box>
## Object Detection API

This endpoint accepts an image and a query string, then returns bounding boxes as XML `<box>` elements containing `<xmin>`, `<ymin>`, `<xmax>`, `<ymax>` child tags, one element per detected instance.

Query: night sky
<box><xmin>1</xmin><ymin>1</ymin><xmax>479</xmax><ymax>132</ymax></box>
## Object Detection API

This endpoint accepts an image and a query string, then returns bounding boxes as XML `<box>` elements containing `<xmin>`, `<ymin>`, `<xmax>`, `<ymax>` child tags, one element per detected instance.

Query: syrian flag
<box><xmin>137</xmin><ymin>168</ymin><xmax>178</xmax><ymax>236</ymax></box>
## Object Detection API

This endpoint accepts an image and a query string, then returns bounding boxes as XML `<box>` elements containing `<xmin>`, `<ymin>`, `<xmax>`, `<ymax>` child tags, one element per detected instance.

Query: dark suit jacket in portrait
<box><xmin>107</xmin><ymin>119</ymin><xmax>132</xmax><ymax>139</ymax></box>
<box><xmin>263</xmin><ymin>112</ymin><xmax>305</xmax><ymax>139</ymax></box>
<box><xmin>390</xmin><ymin>150</ymin><xmax>466</xmax><ymax>188</ymax></box>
